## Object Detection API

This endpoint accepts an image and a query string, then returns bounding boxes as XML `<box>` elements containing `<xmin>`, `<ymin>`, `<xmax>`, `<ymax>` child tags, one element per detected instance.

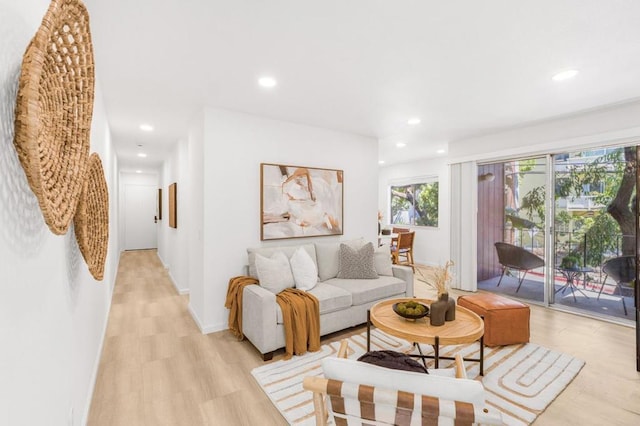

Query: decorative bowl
<box><xmin>392</xmin><ymin>301</ymin><xmax>429</xmax><ymax>320</ymax></box>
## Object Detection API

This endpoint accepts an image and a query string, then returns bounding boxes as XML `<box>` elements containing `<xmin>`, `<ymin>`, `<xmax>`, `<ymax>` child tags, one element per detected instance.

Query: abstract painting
<box><xmin>261</xmin><ymin>163</ymin><xmax>343</xmax><ymax>240</ymax></box>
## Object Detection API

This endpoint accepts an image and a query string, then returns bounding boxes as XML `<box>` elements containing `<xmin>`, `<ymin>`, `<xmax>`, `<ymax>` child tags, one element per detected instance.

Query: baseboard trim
<box><xmin>156</xmin><ymin>252</ymin><xmax>189</xmax><ymax>295</ymax></box>
<box><xmin>81</xmin><ymin>276</ymin><xmax>115</xmax><ymax>426</ymax></box>
<box><xmin>187</xmin><ymin>303</ymin><xmax>222</xmax><ymax>334</ymax></box>
<box><xmin>168</xmin><ymin>270</ymin><xmax>189</xmax><ymax>295</ymax></box>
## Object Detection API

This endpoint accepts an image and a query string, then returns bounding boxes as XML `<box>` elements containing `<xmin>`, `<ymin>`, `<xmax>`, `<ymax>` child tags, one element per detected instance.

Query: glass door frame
<box><xmin>544</xmin><ymin>154</ymin><xmax>555</xmax><ymax>306</ymax></box>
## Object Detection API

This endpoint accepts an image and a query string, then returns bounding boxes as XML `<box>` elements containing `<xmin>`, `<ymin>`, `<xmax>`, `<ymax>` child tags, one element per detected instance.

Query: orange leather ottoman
<box><xmin>457</xmin><ymin>293</ymin><xmax>530</xmax><ymax>347</ymax></box>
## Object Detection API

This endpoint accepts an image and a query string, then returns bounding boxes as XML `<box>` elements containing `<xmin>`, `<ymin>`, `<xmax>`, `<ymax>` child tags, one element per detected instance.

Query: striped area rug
<box><xmin>251</xmin><ymin>329</ymin><xmax>585</xmax><ymax>425</ymax></box>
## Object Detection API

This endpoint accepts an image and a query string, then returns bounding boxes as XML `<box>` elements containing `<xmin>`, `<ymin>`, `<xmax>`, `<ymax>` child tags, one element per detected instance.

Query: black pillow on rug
<box><xmin>357</xmin><ymin>350</ymin><xmax>428</xmax><ymax>374</ymax></box>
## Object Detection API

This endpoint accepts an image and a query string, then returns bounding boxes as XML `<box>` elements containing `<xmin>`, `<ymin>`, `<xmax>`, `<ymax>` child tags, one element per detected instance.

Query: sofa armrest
<box><xmin>392</xmin><ymin>265</ymin><xmax>414</xmax><ymax>298</ymax></box>
<box><xmin>242</xmin><ymin>285</ymin><xmax>279</xmax><ymax>354</ymax></box>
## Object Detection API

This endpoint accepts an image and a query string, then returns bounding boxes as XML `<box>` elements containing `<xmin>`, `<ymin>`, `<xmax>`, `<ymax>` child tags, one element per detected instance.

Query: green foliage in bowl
<box><xmin>393</xmin><ymin>301</ymin><xmax>429</xmax><ymax>319</ymax></box>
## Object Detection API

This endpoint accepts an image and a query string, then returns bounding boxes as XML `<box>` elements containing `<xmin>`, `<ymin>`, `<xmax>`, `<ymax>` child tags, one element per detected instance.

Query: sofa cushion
<box><xmin>255</xmin><ymin>252</ymin><xmax>295</xmax><ymax>294</ymax></box>
<box><xmin>337</xmin><ymin>242</ymin><xmax>378</xmax><ymax>279</ymax></box>
<box><xmin>315</xmin><ymin>238</ymin><xmax>365</xmax><ymax>281</ymax></box>
<box><xmin>290</xmin><ymin>247</ymin><xmax>318</xmax><ymax>290</ymax></box>
<box><xmin>324</xmin><ymin>275</ymin><xmax>406</xmax><ymax>306</ymax></box>
<box><xmin>247</xmin><ymin>244</ymin><xmax>317</xmax><ymax>279</ymax></box>
<box><xmin>276</xmin><ymin>282</ymin><xmax>352</xmax><ymax>324</ymax></box>
<box><xmin>322</xmin><ymin>357</ymin><xmax>485</xmax><ymax>405</ymax></box>
<box><xmin>374</xmin><ymin>244</ymin><xmax>393</xmax><ymax>276</ymax></box>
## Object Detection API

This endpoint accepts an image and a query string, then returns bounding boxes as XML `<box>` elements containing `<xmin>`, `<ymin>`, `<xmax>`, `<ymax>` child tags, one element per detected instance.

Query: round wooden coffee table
<box><xmin>367</xmin><ymin>298</ymin><xmax>485</xmax><ymax>375</ymax></box>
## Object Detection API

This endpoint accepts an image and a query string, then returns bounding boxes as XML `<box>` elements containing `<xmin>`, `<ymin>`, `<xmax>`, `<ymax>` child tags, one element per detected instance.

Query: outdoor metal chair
<box><xmin>599</xmin><ymin>255</ymin><xmax>636</xmax><ymax>316</ymax></box>
<box><xmin>494</xmin><ymin>242</ymin><xmax>545</xmax><ymax>293</ymax></box>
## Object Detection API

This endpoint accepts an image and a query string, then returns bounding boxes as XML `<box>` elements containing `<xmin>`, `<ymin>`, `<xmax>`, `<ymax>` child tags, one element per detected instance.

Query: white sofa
<box><xmin>242</xmin><ymin>240</ymin><xmax>414</xmax><ymax>360</ymax></box>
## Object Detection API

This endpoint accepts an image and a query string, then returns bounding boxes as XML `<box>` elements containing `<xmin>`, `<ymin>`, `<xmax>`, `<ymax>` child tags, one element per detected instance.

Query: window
<box><xmin>389</xmin><ymin>179</ymin><xmax>439</xmax><ymax>227</ymax></box>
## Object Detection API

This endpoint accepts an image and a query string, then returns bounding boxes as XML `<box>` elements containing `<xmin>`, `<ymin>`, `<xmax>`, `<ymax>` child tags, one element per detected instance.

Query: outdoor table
<box><xmin>555</xmin><ymin>266</ymin><xmax>594</xmax><ymax>302</ymax></box>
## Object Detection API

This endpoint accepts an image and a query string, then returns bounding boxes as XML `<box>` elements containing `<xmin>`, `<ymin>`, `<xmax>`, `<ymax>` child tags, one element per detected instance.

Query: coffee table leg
<box><xmin>480</xmin><ymin>335</ymin><xmax>484</xmax><ymax>376</ymax></box>
<box><xmin>367</xmin><ymin>310</ymin><xmax>371</xmax><ymax>352</ymax></box>
<box><xmin>434</xmin><ymin>336</ymin><xmax>439</xmax><ymax>369</ymax></box>
<box><xmin>414</xmin><ymin>342</ymin><xmax>427</xmax><ymax>369</ymax></box>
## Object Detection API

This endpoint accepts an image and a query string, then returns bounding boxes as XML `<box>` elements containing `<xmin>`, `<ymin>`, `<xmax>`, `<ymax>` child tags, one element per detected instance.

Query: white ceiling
<box><xmin>84</xmin><ymin>0</ymin><xmax>640</xmax><ymax>171</ymax></box>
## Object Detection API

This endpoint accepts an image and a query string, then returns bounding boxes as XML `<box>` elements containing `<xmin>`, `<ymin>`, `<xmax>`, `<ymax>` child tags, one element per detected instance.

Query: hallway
<box><xmin>87</xmin><ymin>250</ymin><xmax>284</xmax><ymax>425</ymax></box>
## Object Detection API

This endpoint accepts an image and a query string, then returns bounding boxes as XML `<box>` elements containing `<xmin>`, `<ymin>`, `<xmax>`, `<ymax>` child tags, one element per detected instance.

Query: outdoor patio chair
<box><xmin>599</xmin><ymin>255</ymin><xmax>636</xmax><ymax>316</ymax></box>
<box><xmin>494</xmin><ymin>242</ymin><xmax>545</xmax><ymax>293</ymax></box>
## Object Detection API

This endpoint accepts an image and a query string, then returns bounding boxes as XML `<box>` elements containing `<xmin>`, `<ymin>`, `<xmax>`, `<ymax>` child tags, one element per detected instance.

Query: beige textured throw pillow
<box><xmin>290</xmin><ymin>247</ymin><xmax>318</xmax><ymax>291</ymax></box>
<box><xmin>255</xmin><ymin>251</ymin><xmax>295</xmax><ymax>294</ymax></box>
<box><xmin>337</xmin><ymin>242</ymin><xmax>379</xmax><ymax>279</ymax></box>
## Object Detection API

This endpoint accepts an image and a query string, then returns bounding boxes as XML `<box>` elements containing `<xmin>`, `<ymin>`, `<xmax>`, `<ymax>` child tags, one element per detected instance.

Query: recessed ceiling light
<box><xmin>407</xmin><ymin>118</ymin><xmax>421</xmax><ymax>125</ymax></box>
<box><xmin>258</xmin><ymin>76</ymin><xmax>277</xmax><ymax>88</ymax></box>
<box><xmin>552</xmin><ymin>69</ymin><xmax>578</xmax><ymax>81</ymax></box>
<box><xmin>396</xmin><ymin>142</ymin><xmax>406</xmax><ymax>148</ymax></box>
<box><xmin>436</xmin><ymin>149</ymin><xmax>446</xmax><ymax>154</ymax></box>
<box><xmin>140</xmin><ymin>124</ymin><xmax>154</xmax><ymax>132</ymax></box>
<box><xmin>135</xmin><ymin>170</ymin><xmax>142</xmax><ymax>174</ymax></box>
<box><xmin>137</xmin><ymin>152</ymin><xmax>147</xmax><ymax>158</ymax></box>
<box><xmin>378</xmin><ymin>160</ymin><xmax>385</xmax><ymax>165</ymax></box>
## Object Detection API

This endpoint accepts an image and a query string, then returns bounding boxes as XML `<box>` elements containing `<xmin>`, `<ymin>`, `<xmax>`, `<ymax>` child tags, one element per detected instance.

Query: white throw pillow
<box><xmin>290</xmin><ymin>247</ymin><xmax>318</xmax><ymax>291</ymax></box>
<box><xmin>254</xmin><ymin>251</ymin><xmax>295</xmax><ymax>294</ymax></box>
<box><xmin>322</xmin><ymin>357</ymin><xmax>485</xmax><ymax>405</ymax></box>
<box><xmin>374</xmin><ymin>244</ymin><xmax>394</xmax><ymax>276</ymax></box>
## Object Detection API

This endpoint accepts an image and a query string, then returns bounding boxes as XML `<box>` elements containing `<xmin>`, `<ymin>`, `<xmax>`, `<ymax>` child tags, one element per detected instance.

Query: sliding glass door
<box><xmin>477</xmin><ymin>157</ymin><xmax>547</xmax><ymax>304</ymax></box>
<box><xmin>551</xmin><ymin>146</ymin><xmax>636</xmax><ymax>320</ymax></box>
<box><xmin>477</xmin><ymin>145</ymin><xmax>637</xmax><ymax>323</ymax></box>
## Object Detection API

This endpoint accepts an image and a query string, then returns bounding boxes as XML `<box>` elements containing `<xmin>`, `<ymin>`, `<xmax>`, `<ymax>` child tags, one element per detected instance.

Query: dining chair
<box><xmin>391</xmin><ymin>226</ymin><xmax>410</xmax><ymax>234</ymax></box>
<box><xmin>390</xmin><ymin>226</ymin><xmax>410</xmax><ymax>247</ymax></box>
<box><xmin>598</xmin><ymin>255</ymin><xmax>636</xmax><ymax>315</ymax></box>
<box><xmin>391</xmin><ymin>231</ymin><xmax>415</xmax><ymax>269</ymax></box>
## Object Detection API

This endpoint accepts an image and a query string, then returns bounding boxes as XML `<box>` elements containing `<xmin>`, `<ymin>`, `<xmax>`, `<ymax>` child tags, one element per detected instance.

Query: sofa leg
<box><xmin>262</xmin><ymin>351</ymin><xmax>274</xmax><ymax>361</ymax></box>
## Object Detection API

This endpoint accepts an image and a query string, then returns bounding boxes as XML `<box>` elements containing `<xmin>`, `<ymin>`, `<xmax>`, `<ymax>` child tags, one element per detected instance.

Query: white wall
<box><xmin>186</xmin><ymin>112</ymin><xmax>205</xmax><ymax>327</ymax></box>
<box><xmin>186</xmin><ymin>108</ymin><xmax>379</xmax><ymax>332</ymax></box>
<box><xmin>449</xmin><ymin>100</ymin><xmax>640</xmax><ymax>163</ymax></box>
<box><xmin>0</xmin><ymin>1</ymin><xmax>119</xmax><ymax>425</ymax></box>
<box><xmin>378</xmin><ymin>156</ymin><xmax>450</xmax><ymax>266</ymax></box>
<box><xmin>157</xmin><ymin>139</ymin><xmax>189</xmax><ymax>294</ymax></box>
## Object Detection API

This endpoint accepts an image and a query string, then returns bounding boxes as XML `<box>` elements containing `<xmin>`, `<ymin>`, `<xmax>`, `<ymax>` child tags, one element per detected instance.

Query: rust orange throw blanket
<box><xmin>225</xmin><ymin>276</ymin><xmax>259</xmax><ymax>339</ymax></box>
<box><xmin>276</xmin><ymin>288</ymin><xmax>320</xmax><ymax>360</ymax></box>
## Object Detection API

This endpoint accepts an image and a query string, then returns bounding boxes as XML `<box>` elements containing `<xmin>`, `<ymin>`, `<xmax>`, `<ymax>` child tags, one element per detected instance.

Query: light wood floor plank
<box><xmin>88</xmin><ymin>250</ymin><xmax>640</xmax><ymax>425</ymax></box>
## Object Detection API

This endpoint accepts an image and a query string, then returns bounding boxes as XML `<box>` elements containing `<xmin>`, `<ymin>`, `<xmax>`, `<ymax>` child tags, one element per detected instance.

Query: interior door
<box><xmin>124</xmin><ymin>184</ymin><xmax>157</xmax><ymax>250</ymax></box>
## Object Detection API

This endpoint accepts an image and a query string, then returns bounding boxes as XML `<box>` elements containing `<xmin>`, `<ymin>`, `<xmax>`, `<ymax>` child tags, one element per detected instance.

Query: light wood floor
<box><xmin>88</xmin><ymin>250</ymin><xmax>640</xmax><ymax>425</ymax></box>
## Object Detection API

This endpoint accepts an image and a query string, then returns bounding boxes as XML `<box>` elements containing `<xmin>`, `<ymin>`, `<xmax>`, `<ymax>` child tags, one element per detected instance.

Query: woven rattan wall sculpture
<box><xmin>13</xmin><ymin>0</ymin><xmax>95</xmax><ymax>235</ymax></box>
<box><xmin>74</xmin><ymin>153</ymin><xmax>108</xmax><ymax>281</ymax></box>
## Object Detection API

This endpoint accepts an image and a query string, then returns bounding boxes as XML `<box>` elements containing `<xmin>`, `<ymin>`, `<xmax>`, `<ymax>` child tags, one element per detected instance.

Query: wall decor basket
<box><xmin>74</xmin><ymin>153</ymin><xmax>108</xmax><ymax>281</ymax></box>
<box><xmin>13</xmin><ymin>0</ymin><xmax>95</xmax><ymax>235</ymax></box>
